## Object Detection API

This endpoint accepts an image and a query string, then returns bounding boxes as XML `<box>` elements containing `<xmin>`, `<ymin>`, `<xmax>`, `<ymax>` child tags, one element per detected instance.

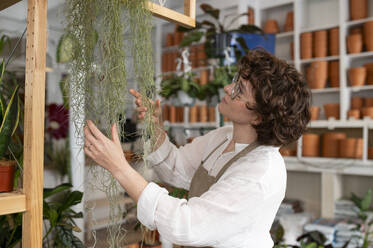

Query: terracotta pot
<box><xmin>364</xmin><ymin>98</ymin><xmax>373</xmax><ymax>107</ymax></box>
<box><xmin>199</xmin><ymin>105</ymin><xmax>208</xmax><ymax>122</ymax></box>
<box><xmin>124</xmin><ymin>244</ymin><xmax>140</xmax><ymax>248</ymax></box>
<box><xmin>348</xmin><ymin>109</ymin><xmax>360</xmax><ymax>119</ymax></box>
<box><xmin>350</xmin><ymin>0</ymin><xmax>368</xmax><ymax>20</ymax></box>
<box><xmin>322</xmin><ymin>132</ymin><xmax>347</xmax><ymax>157</ymax></box>
<box><xmin>284</xmin><ymin>11</ymin><xmax>294</xmax><ymax>32</ymax></box>
<box><xmin>166</xmin><ymin>33</ymin><xmax>174</xmax><ymax>47</ymax></box>
<box><xmin>363</xmin><ymin>21</ymin><xmax>373</xmax><ymax>51</ymax></box>
<box><xmin>310</xmin><ymin>106</ymin><xmax>320</xmax><ymax>121</ymax></box>
<box><xmin>351</xmin><ymin>97</ymin><xmax>364</xmax><ymax>109</ymax></box>
<box><xmin>347</xmin><ymin>34</ymin><xmax>363</xmax><ymax>54</ymax></box>
<box><xmin>0</xmin><ymin>160</ymin><xmax>16</xmax><ymax>192</ymax></box>
<box><xmin>324</xmin><ymin>103</ymin><xmax>340</xmax><ymax>120</ymax></box>
<box><xmin>290</xmin><ymin>42</ymin><xmax>294</xmax><ymax>60</ymax></box>
<box><xmin>162</xmin><ymin>104</ymin><xmax>169</xmax><ymax>122</ymax></box>
<box><xmin>329</xmin><ymin>28</ymin><xmax>339</xmax><ymax>56</ymax></box>
<box><xmin>208</xmin><ymin>106</ymin><xmax>216</xmax><ymax>122</ymax></box>
<box><xmin>364</xmin><ymin>63</ymin><xmax>373</xmax><ymax>85</ymax></box>
<box><xmin>361</xmin><ymin>107</ymin><xmax>373</xmax><ymax>119</ymax></box>
<box><xmin>142</xmin><ymin>245</ymin><xmax>161</xmax><ymax>248</ymax></box>
<box><xmin>355</xmin><ymin>138</ymin><xmax>363</xmax><ymax>159</ymax></box>
<box><xmin>302</xmin><ymin>134</ymin><xmax>320</xmax><ymax>157</ymax></box>
<box><xmin>310</xmin><ymin>61</ymin><xmax>328</xmax><ymax>89</ymax></box>
<box><xmin>348</xmin><ymin>67</ymin><xmax>366</xmax><ymax>86</ymax></box>
<box><xmin>189</xmin><ymin>105</ymin><xmax>198</xmax><ymax>123</ymax></box>
<box><xmin>248</xmin><ymin>8</ymin><xmax>255</xmax><ymax>25</ymax></box>
<box><xmin>169</xmin><ymin>106</ymin><xmax>176</xmax><ymax>123</ymax></box>
<box><xmin>301</xmin><ymin>32</ymin><xmax>313</xmax><ymax>59</ymax></box>
<box><xmin>350</xmin><ymin>27</ymin><xmax>363</xmax><ymax>35</ymax></box>
<box><xmin>329</xmin><ymin>61</ymin><xmax>340</xmax><ymax>88</ymax></box>
<box><xmin>264</xmin><ymin>19</ymin><xmax>280</xmax><ymax>34</ymax></box>
<box><xmin>200</xmin><ymin>70</ymin><xmax>209</xmax><ymax>85</ymax></box>
<box><xmin>178</xmin><ymin>107</ymin><xmax>185</xmax><ymax>122</ymax></box>
<box><xmin>314</xmin><ymin>30</ymin><xmax>328</xmax><ymax>58</ymax></box>
<box><xmin>368</xmin><ymin>147</ymin><xmax>373</xmax><ymax>160</ymax></box>
<box><xmin>197</xmin><ymin>44</ymin><xmax>207</xmax><ymax>67</ymax></box>
<box><xmin>339</xmin><ymin>138</ymin><xmax>358</xmax><ymax>158</ymax></box>
<box><xmin>174</xmin><ymin>32</ymin><xmax>184</xmax><ymax>45</ymax></box>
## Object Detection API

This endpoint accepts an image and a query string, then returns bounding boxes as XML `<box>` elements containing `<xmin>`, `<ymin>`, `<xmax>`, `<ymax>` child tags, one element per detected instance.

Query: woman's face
<box><xmin>218</xmin><ymin>76</ymin><xmax>260</xmax><ymax>125</ymax></box>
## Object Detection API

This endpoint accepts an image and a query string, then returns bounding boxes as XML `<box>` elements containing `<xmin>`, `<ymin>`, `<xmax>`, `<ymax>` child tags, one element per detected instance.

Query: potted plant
<box><xmin>177</xmin><ymin>4</ymin><xmax>273</xmax><ymax>63</ymax></box>
<box><xmin>0</xmin><ymin>60</ymin><xmax>21</xmax><ymax>193</ymax></box>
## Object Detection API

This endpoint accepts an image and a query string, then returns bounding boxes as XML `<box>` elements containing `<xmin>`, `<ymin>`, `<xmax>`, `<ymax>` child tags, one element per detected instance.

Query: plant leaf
<box><xmin>49</xmin><ymin>208</ymin><xmax>59</xmax><ymax>228</ymax></box>
<box><xmin>200</xmin><ymin>4</ymin><xmax>220</xmax><ymax>20</ymax></box>
<box><xmin>0</xmin><ymin>85</ymin><xmax>19</xmax><ymax>158</ymax></box>
<box><xmin>56</xmin><ymin>225</ymin><xmax>84</xmax><ymax>248</ymax></box>
<box><xmin>43</xmin><ymin>183</ymin><xmax>72</xmax><ymax>199</ymax></box>
<box><xmin>59</xmin><ymin>191</ymin><xmax>83</xmax><ymax>212</ymax></box>
<box><xmin>180</xmin><ymin>31</ymin><xmax>204</xmax><ymax>47</ymax></box>
<box><xmin>361</xmin><ymin>189</ymin><xmax>372</xmax><ymax>211</ymax></box>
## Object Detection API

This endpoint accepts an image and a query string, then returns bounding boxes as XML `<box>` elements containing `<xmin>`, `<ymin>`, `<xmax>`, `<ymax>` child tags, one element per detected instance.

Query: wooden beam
<box><xmin>0</xmin><ymin>0</ymin><xmax>22</xmax><ymax>11</ymax></box>
<box><xmin>147</xmin><ymin>1</ymin><xmax>195</xmax><ymax>28</ymax></box>
<box><xmin>184</xmin><ymin>0</ymin><xmax>196</xmax><ymax>18</ymax></box>
<box><xmin>0</xmin><ymin>192</ymin><xmax>26</xmax><ymax>215</ymax></box>
<box><xmin>23</xmin><ymin>0</ymin><xmax>47</xmax><ymax>247</ymax></box>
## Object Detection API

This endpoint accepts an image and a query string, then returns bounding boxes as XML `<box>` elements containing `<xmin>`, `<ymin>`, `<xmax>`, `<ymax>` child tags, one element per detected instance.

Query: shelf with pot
<box><xmin>300</xmin><ymin>24</ymin><xmax>339</xmax><ymax>35</ymax></box>
<box><xmin>276</xmin><ymin>31</ymin><xmax>294</xmax><ymax>39</ymax></box>
<box><xmin>300</xmin><ymin>56</ymin><xmax>340</xmax><ymax>64</ymax></box>
<box><xmin>260</xmin><ymin>0</ymin><xmax>294</xmax><ymax>11</ymax></box>
<box><xmin>311</xmin><ymin>87</ymin><xmax>340</xmax><ymax>94</ymax></box>
<box><xmin>347</xmin><ymin>51</ymin><xmax>373</xmax><ymax>60</ymax></box>
<box><xmin>345</xmin><ymin>16</ymin><xmax>373</xmax><ymax>27</ymax></box>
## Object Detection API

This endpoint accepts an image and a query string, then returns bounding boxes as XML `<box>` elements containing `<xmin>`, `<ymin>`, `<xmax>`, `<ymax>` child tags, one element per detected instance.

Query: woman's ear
<box><xmin>250</xmin><ymin>113</ymin><xmax>261</xmax><ymax>126</ymax></box>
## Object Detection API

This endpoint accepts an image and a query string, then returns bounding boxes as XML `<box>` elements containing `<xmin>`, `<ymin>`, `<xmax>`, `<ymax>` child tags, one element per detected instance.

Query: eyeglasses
<box><xmin>230</xmin><ymin>73</ymin><xmax>241</xmax><ymax>100</ymax></box>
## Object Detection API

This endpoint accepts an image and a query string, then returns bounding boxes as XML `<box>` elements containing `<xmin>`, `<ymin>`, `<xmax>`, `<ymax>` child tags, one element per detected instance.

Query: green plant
<box><xmin>159</xmin><ymin>72</ymin><xmax>201</xmax><ymax>100</ymax></box>
<box><xmin>350</xmin><ymin>189</ymin><xmax>373</xmax><ymax>248</ymax></box>
<box><xmin>177</xmin><ymin>3</ymin><xmax>263</xmax><ymax>58</ymax></box>
<box><xmin>43</xmin><ymin>183</ymin><xmax>84</xmax><ymax>248</ymax></box>
<box><xmin>0</xmin><ymin>213</ymin><xmax>22</xmax><ymax>248</ymax></box>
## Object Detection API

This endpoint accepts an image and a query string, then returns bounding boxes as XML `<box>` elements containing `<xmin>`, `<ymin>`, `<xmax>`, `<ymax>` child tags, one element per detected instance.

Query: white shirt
<box><xmin>137</xmin><ymin>126</ymin><xmax>287</xmax><ymax>248</ymax></box>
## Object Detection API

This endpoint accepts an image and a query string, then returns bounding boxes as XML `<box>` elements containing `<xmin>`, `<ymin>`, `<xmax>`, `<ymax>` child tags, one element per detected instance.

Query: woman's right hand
<box><xmin>129</xmin><ymin>89</ymin><xmax>162</xmax><ymax>125</ymax></box>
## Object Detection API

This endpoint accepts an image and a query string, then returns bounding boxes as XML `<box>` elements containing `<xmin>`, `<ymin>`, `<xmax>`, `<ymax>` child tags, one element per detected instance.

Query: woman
<box><xmin>84</xmin><ymin>49</ymin><xmax>311</xmax><ymax>247</ymax></box>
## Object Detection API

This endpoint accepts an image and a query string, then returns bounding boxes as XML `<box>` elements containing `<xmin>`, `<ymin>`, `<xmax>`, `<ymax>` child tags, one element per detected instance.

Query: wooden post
<box><xmin>22</xmin><ymin>0</ymin><xmax>47</xmax><ymax>247</ymax></box>
<box><xmin>184</xmin><ymin>0</ymin><xmax>196</xmax><ymax>18</ymax></box>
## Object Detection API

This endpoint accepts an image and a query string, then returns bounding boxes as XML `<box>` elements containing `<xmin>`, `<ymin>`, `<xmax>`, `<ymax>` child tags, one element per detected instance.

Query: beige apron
<box><xmin>184</xmin><ymin>139</ymin><xmax>260</xmax><ymax>248</ymax></box>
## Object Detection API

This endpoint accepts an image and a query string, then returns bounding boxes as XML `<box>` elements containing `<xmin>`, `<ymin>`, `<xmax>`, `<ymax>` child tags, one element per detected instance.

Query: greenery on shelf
<box><xmin>159</xmin><ymin>72</ymin><xmax>201</xmax><ymax>100</ymax></box>
<box><xmin>177</xmin><ymin>3</ymin><xmax>264</xmax><ymax>59</ymax></box>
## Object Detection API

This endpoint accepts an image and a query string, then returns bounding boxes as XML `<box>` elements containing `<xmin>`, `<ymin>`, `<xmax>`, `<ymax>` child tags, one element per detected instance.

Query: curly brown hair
<box><xmin>238</xmin><ymin>49</ymin><xmax>311</xmax><ymax>147</ymax></box>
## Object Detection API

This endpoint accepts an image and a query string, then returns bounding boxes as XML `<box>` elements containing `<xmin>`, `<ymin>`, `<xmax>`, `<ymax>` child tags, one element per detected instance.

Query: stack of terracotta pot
<box><xmin>329</xmin><ymin>61</ymin><xmax>340</xmax><ymax>88</ymax></box>
<box><xmin>189</xmin><ymin>105</ymin><xmax>216</xmax><ymax>123</ymax></box>
<box><xmin>301</xmin><ymin>32</ymin><xmax>313</xmax><ymax>59</ymax></box>
<box><xmin>348</xmin><ymin>97</ymin><xmax>373</xmax><ymax>119</ymax></box>
<box><xmin>302</xmin><ymin>133</ymin><xmax>320</xmax><ymax>157</ymax></box>
<box><xmin>339</xmin><ymin>137</ymin><xmax>363</xmax><ymax>159</ymax></box>
<box><xmin>322</xmin><ymin>132</ymin><xmax>347</xmax><ymax>157</ymax></box>
<box><xmin>162</xmin><ymin>105</ymin><xmax>184</xmax><ymax>123</ymax></box>
<box><xmin>347</xmin><ymin>28</ymin><xmax>363</xmax><ymax>54</ymax></box>
<box><xmin>314</xmin><ymin>30</ymin><xmax>328</xmax><ymax>58</ymax></box>
<box><xmin>284</xmin><ymin>11</ymin><xmax>294</xmax><ymax>32</ymax></box>
<box><xmin>162</xmin><ymin>51</ymin><xmax>180</xmax><ymax>72</ymax></box>
<box><xmin>364</xmin><ymin>63</ymin><xmax>373</xmax><ymax>85</ymax></box>
<box><xmin>248</xmin><ymin>8</ymin><xmax>255</xmax><ymax>25</ymax></box>
<box><xmin>306</xmin><ymin>61</ymin><xmax>328</xmax><ymax>89</ymax></box>
<box><xmin>364</xmin><ymin>21</ymin><xmax>373</xmax><ymax>52</ymax></box>
<box><xmin>309</xmin><ymin>106</ymin><xmax>320</xmax><ymax>120</ymax></box>
<box><xmin>264</xmin><ymin>19</ymin><xmax>280</xmax><ymax>34</ymax></box>
<box><xmin>349</xmin><ymin>0</ymin><xmax>368</xmax><ymax>20</ymax></box>
<box><xmin>369</xmin><ymin>146</ymin><xmax>373</xmax><ymax>160</ymax></box>
<box><xmin>323</xmin><ymin>103</ymin><xmax>340</xmax><ymax>120</ymax></box>
<box><xmin>348</xmin><ymin>66</ymin><xmax>366</xmax><ymax>87</ymax></box>
<box><xmin>329</xmin><ymin>28</ymin><xmax>339</xmax><ymax>56</ymax></box>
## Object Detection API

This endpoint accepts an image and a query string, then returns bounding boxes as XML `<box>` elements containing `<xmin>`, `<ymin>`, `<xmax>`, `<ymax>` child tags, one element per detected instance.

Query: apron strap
<box><xmin>201</xmin><ymin>137</ymin><xmax>228</xmax><ymax>164</ymax></box>
<box><xmin>214</xmin><ymin>140</ymin><xmax>260</xmax><ymax>182</ymax></box>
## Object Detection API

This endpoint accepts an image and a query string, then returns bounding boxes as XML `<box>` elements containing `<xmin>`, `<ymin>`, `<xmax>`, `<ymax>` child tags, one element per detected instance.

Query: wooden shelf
<box><xmin>0</xmin><ymin>192</ymin><xmax>26</xmax><ymax>215</ymax></box>
<box><xmin>0</xmin><ymin>0</ymin><xmax>21</xmax><ymax>11</ymax></box>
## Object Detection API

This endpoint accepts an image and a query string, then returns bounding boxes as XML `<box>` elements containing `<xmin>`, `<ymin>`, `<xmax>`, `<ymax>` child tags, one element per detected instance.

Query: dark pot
<box><xmin>210</xmin><ymin>33</ymin><xmax>233</xmax><ymax>58</ymax></box>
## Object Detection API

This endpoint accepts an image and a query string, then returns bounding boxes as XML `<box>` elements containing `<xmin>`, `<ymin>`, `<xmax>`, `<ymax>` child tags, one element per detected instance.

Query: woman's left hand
<box><xmin>84</xmin><ymin>120</ymin><xmax>128</xmax><ymax>174</ymax></box>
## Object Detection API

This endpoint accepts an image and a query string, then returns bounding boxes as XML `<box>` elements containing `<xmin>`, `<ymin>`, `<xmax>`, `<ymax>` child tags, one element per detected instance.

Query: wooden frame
<box><xmin>0</xmin><ymin>0</ymin><xmax>194</xmax><ymax>247</ymax></box>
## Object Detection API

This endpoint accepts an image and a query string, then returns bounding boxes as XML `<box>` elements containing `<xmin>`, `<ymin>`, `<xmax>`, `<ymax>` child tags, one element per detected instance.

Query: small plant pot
<box><xmin>314</xmin><ymin>30</ymin><xmax>328</xmax><ymax>58</ymax></box>
<box><xmin>339</xmin><ymin>138</ymin><xmax>359</xmax><ymax>158</ymax></box>
<box><xmin>199</xmin><ymin>105</ymin><xmax>208</xmax><ymax>122</ymax></box>
<box><xmin>347</xmin><ymin>34</ymin><xmax>363</xmax><ymax>54</ymax></box>
<box><xmin>355</xmin><ymin>138</ymin><xmax>363</xmax><ymax>159</ymax></box>
<box><xmin>329</xmin><ymin>28</ymin><xmax>339</xmax><ymax>56</ymax></box>
<box><xmin>302</xmin><ymin>134</ymin><xmax>320</xmax><ymax>157</ymax></box>
<box><xmin>368</xmin><ymin>147</ymin><xmax>373</xmax><ymax>160</ymax></box>
<box><xmin>348</xmin><ymin>67</ymin><xmax>366</xmax><ymax>86</ymax></box>
<box><xmin>301</xmin><ymin>32</ymin><xmax>313</xmax><ymax>59</ymax></box>
<box><xmin>361</xmin><ymin>107</ymin><xmax>373</xmax><ymax>119</ymax></box>
<box><xmin>322</xmin><ymin>132</ymin><xmax>347</xmax><ymax>158</ymax></box>
<box><xmin>364</xmin><ymin>63</ymin><xmax>373</xmax><ymax>85</ymax></box>
<box><xmin>351</xmin><ymin>97</ymin><xmax>364</xmax><ymax>109</ymax></box>
<box><xmin>169</xmin><ymin>106</ymin><xmax>177</xmax><ymax>123</ymax></box>
<box><xmin>208</xmin><ymin>106</ymin><xmax>216</xmax><ymax>122</ymax></box>
<box><xmin>177</xmin><ymin>91</ymin><xmax>195</xmax><ymax>106</ymax></box>
<box><xmin>363</xmin><ymin>21</ymin><xmax>373</xmax><ymax>51</ymax></box>
<box><xmin>264</xmin><ymin>19</ymin><xmax>280</xmax><ymax>34</ymax></box>
<box><xmin>0</xmin><ymin>160</ymin><xmax>16</xmax><ymax>192</ymax></box>
<box><xmin>200</xmin><ymin>70</ymin><xmax>209</xmax><ymax>85</ymax></box>
<box><xmin>189</xmin><ymin>105</ymin><xmax>198</xmax><ymax>123</ymax></box>
<box><xmin>310</xmin><ymin>61</ymin><xmax>328</xmax><ymax>89</ymax></box>
<box><xmin>284</xmin><ymin>11</ymin><xmax>294</xmax><ymax>32</ymax></box>
<box><xmin>350</xmin><ymin>0</ymin><xmax>368</xmax><ymax>20</ymax></box>
<box><xmin>324</xmin><ymin>103</ymin><xmax>340</xmax><ymax>120</ymax></box>
<box><xmin>162</xmin><ymin>104</ymin><xmax>169</xmax><ymax>122</ymax></box>
<box><xmin>166</xmin><ymin>33</ymin><xmax>174</xmax><ymax>47</ymax></box>
<box><xmin>364</xmin><ymin>98</ymin><xmax>373</xmax><ymax>107</ymax></box>
<box><xmin>347</xmin><ymin>109</ymin><xmax>360</xmax><ymax>119</ymax></box>
<box><xmin>310</xmin><ymin>106</ymin><xmax>320</xmax><ymax>121</ymax></box>
<box><xmin>329</xmin><ymin>61</ymin><xmax>340</xmax><ymax>88</ymax></box>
